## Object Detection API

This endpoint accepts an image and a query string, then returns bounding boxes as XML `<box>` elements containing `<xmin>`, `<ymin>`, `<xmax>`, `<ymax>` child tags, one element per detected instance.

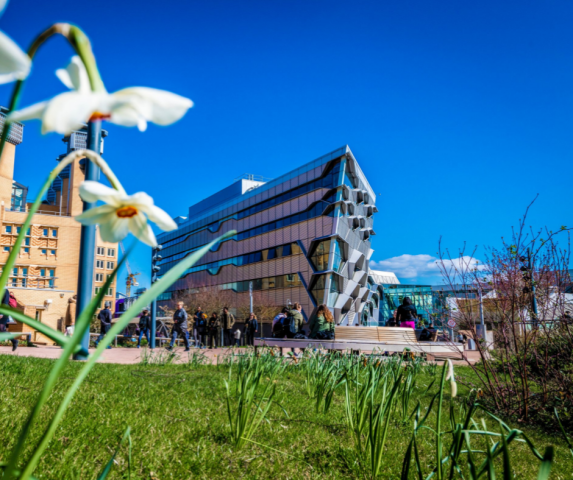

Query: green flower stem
<box><xmin>19</xmin><ymin>231</ymin><xmax>236</xmax><ymax>479</ymax></box>
<box><xmin>68</xmin><ymin>26</ymin><xmax>106</xmax><ymax>93</ymax></box>
<box><xmin>0</xmin><ymin>148</ymin><xmax>125</xmax><ymax>301</ymax></box>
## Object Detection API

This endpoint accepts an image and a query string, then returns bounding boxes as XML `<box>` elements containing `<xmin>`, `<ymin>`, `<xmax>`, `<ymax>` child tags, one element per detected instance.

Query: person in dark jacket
<box><xmin>137</xmin><ymin>309</ymin><xmax>151</xmax><ymax>348</ymax></box>
<box><xmin>95</xmin><ymin>303</ymin><xmax>113</xmax><ymax>349</ymax></box>
<box><xmin>0</xmin><ymin>288</ymin><xmax>18</xmax><ymax>351</ymax></box>
<box><xmin>221</xmin><ymin>307</ymin><xmax>235</xmax><ymax>347</ymax></box>
<box><xmin>168</xmin><ymin>301</ymin><xmax>190</xmax><ymax>351</ymax></box>
<box><xmin>207</xmin><ymin>312</ymin><xmax>220</xmax><ymax>349</ymax></box>
<box><xmin>396</xmin><ymin>297</ymin><xmax>417</xmax><ymax>330</ymax></box>
<box><xmin>244</xmin><ymin>312</ymin><xmax>258</xmax><ymax>346</ymax></box>
<box><xmin>196</xmin><ymin>312</ymin><xmax>208</xmax><ymax>349</ymax></box>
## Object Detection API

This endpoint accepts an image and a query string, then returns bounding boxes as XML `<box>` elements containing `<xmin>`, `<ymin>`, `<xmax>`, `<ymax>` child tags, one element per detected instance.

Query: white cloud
<box><xmin>370</xmin><ymin>254</ymin><xmax>482</xmax><ymax>280</ymax></box>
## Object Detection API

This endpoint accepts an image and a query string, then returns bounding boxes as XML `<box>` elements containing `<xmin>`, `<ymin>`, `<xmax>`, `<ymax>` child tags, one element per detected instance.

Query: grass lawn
<box><xmin>0</xmin><ymin>354</ymin><xmax>571</xmax><ymax>479</ymax></box>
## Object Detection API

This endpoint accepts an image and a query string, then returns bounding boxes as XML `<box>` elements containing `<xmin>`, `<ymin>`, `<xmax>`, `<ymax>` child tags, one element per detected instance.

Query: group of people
<box><xmin>164</xmin><ymin>301</ymin><xmax>336</xmax><ymax>350</ymax></box>
<box><xmin>166</xmin><ymin>302</ymin><xmax>244</xmax><ymax>351</ymax></box>
<box><xmin>271</xmin><ymin>303</ymin><xmax>335</xmax><ymax>340</ymax></box>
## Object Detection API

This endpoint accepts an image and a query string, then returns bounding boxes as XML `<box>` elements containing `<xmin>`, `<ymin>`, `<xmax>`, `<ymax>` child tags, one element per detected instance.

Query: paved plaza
<box><xmin>0</xmin><ymin>345</ymin><xmax>480</xmax><ymax>365</ymax></box>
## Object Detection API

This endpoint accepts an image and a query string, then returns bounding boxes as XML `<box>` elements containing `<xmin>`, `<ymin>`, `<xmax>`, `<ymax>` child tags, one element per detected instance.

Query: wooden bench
<box><xmin>254</xmin><ymin>326</ymin><xmax>464</xmax><ymax>358</ymax></box>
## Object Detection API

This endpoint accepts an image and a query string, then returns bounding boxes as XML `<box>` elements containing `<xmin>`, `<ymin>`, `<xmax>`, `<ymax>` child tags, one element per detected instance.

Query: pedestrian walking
<box><xmin>137</xmin><ymin>309</ymin><xmax>151</xmax><ymax>348</ymax></box>
<box><xmin>207</xmin><ymin>312</ymin><xmax>220</xmax><ymax>349</ymax></box>
<box><xmin>234</xmin><ymin>328</ymin><xmax>241</xmax><ymax>347</ymax></box>
<box><xmin>95</xmin><ymin>303</ymin><xmax>113</xmax><ymax>349</ymax></box>
<box><xmin>168</xmin><ymin>301</ymin><xmax>190</xmax><ymax>351</ymax></box>
<box><xmin>0</xmin><ymin>288</ymin><xmax>18</xmax><ymax>351</ymax></box>
<box><xmin>244</xmin><ymin>312</ymin><xmax>258</xmax><ymax>346</ymax></box>
<box><xmin>221</xmin><ymin>307</ymin><xmax>235</xmax><ymax>347</ymax></box>
<box><xmin>396</xmin><ymin>297</ymin><xmax>417</xmax><ymax>330</ymax></box>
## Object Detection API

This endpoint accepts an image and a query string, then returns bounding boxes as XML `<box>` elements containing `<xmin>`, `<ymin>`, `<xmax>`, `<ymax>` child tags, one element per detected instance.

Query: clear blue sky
<box><xmin>2</xmin><ymin>0</ymin><xmax>572</xmax><ymax>288</ymax></box>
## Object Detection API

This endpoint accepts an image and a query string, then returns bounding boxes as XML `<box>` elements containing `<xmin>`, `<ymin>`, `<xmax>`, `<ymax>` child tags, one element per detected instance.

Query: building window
<box><xmin>3</xmin><ymin>246</ymin><xmax>10</xmax><ymax>252</ymax></box>
<box><xmin>106</xmin><ymin>288</ymin><xmax>113</xmax><ymax>296</ymax></box>
<box><xmin>95</xmin><ymin>273</ymin><xmax>103</xmax><ymax>282</ymax></box>
<box><xmin>26</xmin><ymin>228</ymin><xmax>30</xmax><ymax>236</ymax></box>
<box><xmin>22</xmin><ymin>268</ymin><xmax>28</xmax><ymax>277</ymax></box>
<box><xmin>97</xmin><ymin>247</ymin><xmax>105</xmax><ymax>255</ymax></box>
<box><xmin>52</xmin><ymin>229</ymin><xmax>57</xmax><ymax>237</ymax></box>
<box><xmin>107</xmin><ymin>262</ymin><xmax>114</xmax><ymax>269</ymax></box>
<box><xmin>309</xmin><ymin>239</ymin><xmax>331</xmax><ymax>271</ymax></box>
<box><xmin>41</xmin><ymin>249</ymin><xmax>47</xmax><ymax>255</ymax></box>
<box><xmin>107</xmin><ymin>248</ymin><xmax>115</xmax><ymax>257</ymax></box>
<box><xmin>42</xmin><ymin>228</ymin><xmax>48</xmax><ymax>236</ymax></box>
<box><xmin>96</xmin><ymin>260</ymin><xmax>104</xmax><ymax>269</ymax></box>
<box><xmin>49</xmin><ymin>269</ymin><xmax>55</xmax><ymax>277</ymax></box>
<box><xmin>40</xmin><ymin>269</ymin><xmax>46</xmax><ymax>277</ymax></box>
<box><xmin>5</xmin><ymin>225</ymin><xmax>12</xmax><ymax>234</ymax></box>
<box><xmin>22</xmin><ymin>278</ymin><xmax>26</xmax><ymax>288</ymax></box>
<box><xmin>95</xmin><ymin>287</ymin><xmax>101</xmax><ymax>294</ymax></box>
<box><xmin>24</xmin><ymin>237</ymin><xmax>30</xmax><ymax>246</ymax></box>
<box><xmin>16</xmin><ymin>226</ymin><xmax>21</xmax><ymax>234</ymax></box>
<box><xmin>23</xmin><ymin>247</ymin><xmax>29</xmax><ymax>254</ymax></box>
<box><xmin>50</xmin><ymin>250</ymin><xmax>56</xmax><ymax>255</ymax></box>
<box><xmin>48</xmin><ymin>278</ymin><xmax>54</xmax><ymax>288</ymax></box>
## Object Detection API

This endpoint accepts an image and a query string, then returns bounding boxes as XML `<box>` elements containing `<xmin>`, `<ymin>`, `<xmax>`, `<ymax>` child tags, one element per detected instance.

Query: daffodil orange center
<box><xmin>90</xmin><ymin>112</ymin><xmax>111</xmax><ymax>121</ymax></box>
<box><xmin>116</xmin><ymin>206</ymin><xmax>138</xmax><ymax>218</ymax></box>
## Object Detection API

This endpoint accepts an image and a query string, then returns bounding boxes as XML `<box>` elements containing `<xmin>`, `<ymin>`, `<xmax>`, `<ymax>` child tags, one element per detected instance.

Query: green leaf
<box><xmin>536</xmin><ymin>447</ymin><xmax>553</xmax><ymax>480</ymax></box>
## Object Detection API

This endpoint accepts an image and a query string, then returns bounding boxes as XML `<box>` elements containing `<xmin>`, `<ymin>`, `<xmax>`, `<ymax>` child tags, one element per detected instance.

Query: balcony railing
<box><xmin>5</xmin><ymin>206</ymin><xmax>71</xmax><ymax>217</ymax></box>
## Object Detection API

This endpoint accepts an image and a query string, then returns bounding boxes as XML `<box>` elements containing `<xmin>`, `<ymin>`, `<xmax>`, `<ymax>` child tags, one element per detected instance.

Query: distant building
<box><xmin>156</xmin><ymin>145</ymin><xmax>381</xmax><ymax>325</ymax></box>
<box><xmin>0</xmin><ymin>116</ymin><xmax>117</xmax><ymax>344</ymax></box>
<box><xmin>369</xmin><ymin>269</ymin><xmax>400</xmax><ymax>285</ymax></box>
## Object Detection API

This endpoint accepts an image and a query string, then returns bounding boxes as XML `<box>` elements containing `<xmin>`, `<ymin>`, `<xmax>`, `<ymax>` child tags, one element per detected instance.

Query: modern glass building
<box><xmin>156</xmin><ymin>145</ymin><xmax>381</xmax><ymax>325</ymax></box>
<box><xmin>380</xmin><ymin>284</ymin><xmax>434</xmax><ymax>325</ymax></box>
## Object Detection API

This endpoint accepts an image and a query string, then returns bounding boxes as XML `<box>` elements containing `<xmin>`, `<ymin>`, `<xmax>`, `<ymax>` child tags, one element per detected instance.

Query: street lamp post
<box><xmin>73</xmin><ymin>120</ymin><xmax>102</xmax><ymax>360</ymax></box>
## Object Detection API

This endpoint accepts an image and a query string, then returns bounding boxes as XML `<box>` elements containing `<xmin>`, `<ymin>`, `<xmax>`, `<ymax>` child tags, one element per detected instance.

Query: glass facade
<box><xmin>219</xmin><ymin>273</ymin><xmax>303</xmax><ymax>292</ymax></box>
<box><xmin>380</xmin><ymin>284</ymin><xmax>434</xmax><ymax>325</ymax></box>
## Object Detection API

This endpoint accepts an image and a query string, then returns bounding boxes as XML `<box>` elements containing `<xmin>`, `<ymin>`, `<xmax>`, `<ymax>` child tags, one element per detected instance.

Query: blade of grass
<box><xmin>96</xmin><ymin>427</ymin><xmax>131</xmax><ymax>480</ymax></box>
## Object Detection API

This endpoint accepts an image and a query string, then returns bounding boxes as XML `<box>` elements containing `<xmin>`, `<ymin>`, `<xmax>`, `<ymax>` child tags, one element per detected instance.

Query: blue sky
<box><xmin>2</xmin><ymin>0</ymin><xmax>572</xmax><ymax>288</ymax></box>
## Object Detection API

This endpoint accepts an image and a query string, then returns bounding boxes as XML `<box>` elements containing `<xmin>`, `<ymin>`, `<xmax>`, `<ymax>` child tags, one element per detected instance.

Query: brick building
<box><xmin>0</xmin><ymin>114</ymin><xmax>117</xmax><ymax>344</ymax></box>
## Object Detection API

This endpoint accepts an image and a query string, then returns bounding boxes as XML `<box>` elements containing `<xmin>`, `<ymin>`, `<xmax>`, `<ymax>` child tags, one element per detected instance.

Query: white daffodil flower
<box><xmin>0</xmin><ymin>27</ymin><xmax>30</xmax><ymax>83</ymax></box>
<box><xmin>9</xmin><ymin>56</ymin><xmax>192</xmax><ymax>134</ymax></box>
<box><xmin>0</xmin><ymin>0</ymin><xmax>31</xmax><ymax>83</ymax></box>
<box><xmin>445</xmin><ymin>359</ymin><xmax>457</xmax><ymax>398</ymax></box>
<box><xmin>75</xmin><ymin>181</ymin><xmax>177</xmax><ymax>247</ymax></box>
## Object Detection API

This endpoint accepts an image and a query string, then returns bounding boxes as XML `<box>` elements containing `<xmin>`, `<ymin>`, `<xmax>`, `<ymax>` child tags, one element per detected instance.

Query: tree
<box><xmin>437</xmin><ymin>198</ymin><xmax>573</xmax><ymax>427</ymax></box>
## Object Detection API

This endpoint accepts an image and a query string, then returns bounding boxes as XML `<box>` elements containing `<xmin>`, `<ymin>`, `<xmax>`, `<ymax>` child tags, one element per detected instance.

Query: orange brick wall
<box><xmin>0</xmin><ymin>145</ymin><xmax>118</xmax><ymax>344</ymax></box>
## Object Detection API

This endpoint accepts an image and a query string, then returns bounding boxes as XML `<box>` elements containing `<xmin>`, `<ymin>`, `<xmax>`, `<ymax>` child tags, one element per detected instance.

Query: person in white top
<box><xmin>233</xmin><ymin>328</ymin><xmax>241</xmax><ymax>347</ymax></box>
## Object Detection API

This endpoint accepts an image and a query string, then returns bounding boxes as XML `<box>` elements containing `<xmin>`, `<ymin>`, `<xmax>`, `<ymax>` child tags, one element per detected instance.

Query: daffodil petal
<box><xmin>99</xmin><ymin>215</ymin><xmax>130</xmax><ymax>243</ymax></box>
<box><xmin>75</xmin><ymin>204</ymin><xmax>116</xmax><ymax>225</ymax></box>
<box><xmin>0</xmin><ymin>30</ymin><xmax>31</xmax><ymax>84</ymax></box>
<box><xmin>128</xmin><ymin>191</ymin><xmax>155</xmax><ymax>209</ymax></box>
<box><xmin>8</xmin><ymin>101</ymin><xmax>48</xmax><ymax>124</ymax></box>
<box><xmin>56</xmin><ymin>56</ymin><xmax>91</xmax><ymax>93</ymax></box>
<box><xmin>40</xmin><ymin>91</ymin><xmax>100</xmax><ymax>135</ymax></box>
<box><xmin>128</xmin><ymin>213</ymin><xmax>157</xmax><ymax>247</ymax></box>
<box><xmin>145</xmin><ymin>204</ymin><xmax>177</xmax><ymax>232</ymax></box>
<box><xmin>79</xmin><ymin>181</ymin><xmax>124</xmax><ymax>207</ymax></box>
<box><xmin>112</xmin><ymin>87</ymin><xmax>193</xmax><ymax>126</ymax></box>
